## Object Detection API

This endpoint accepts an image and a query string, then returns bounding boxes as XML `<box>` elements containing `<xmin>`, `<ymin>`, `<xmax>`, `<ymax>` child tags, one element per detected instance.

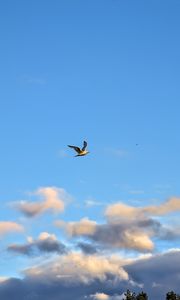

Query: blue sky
<box><xmin>0</xmin><ymin>1</ymin><xmax>180</xmax><ymax>299</ymax></box>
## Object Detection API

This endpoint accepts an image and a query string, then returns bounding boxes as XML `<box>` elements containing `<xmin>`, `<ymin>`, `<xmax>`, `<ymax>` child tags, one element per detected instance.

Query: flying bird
<box><xmin>68</xmin><ymin>141</ymin><xmax>89</xmax><ymax>157</ymax></box>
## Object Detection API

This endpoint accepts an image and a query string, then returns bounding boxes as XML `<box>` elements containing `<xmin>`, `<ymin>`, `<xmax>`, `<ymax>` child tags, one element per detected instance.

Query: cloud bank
<box><xmin>25</xmin><ymin>252</ymin><xmax>129</xmax><ymax>284</ymax></box>
<box><xmin>0</xmin><ymin>250</ymin><xmax>179</xmax><ymax>300</ymax></box>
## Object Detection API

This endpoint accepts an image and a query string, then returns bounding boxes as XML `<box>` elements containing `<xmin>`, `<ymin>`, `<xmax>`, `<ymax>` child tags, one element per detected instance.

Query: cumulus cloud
<box><xmin>56</xmin><ymin>197</ymin><xmax>180</xmax><ymax>253</ymax></box>
<box><xmin>0</xmin><ymin>221</ymin><xmax>23</xmax><ymax>236</ymax></box>
<box><xmin>56</xmin><ymin>218</ymin><xmax>97</xmax><ymax>236</ymax></box>
<box><xmin>8</xmin><ymin>232</ymin><xmax>67</xmax><ymax>255</ymax></box>
<box><xmin>57</xmin><ymin>218</ymin><xmax>156</xmax><ymax>252</ymax></box>
<box><xmin>89</xmin><ymin>223</ymin><xmax>154</xmax><ymax>252</ymax></box>
<box><xmin>84</xmin><ymin>198</ymin><xmax>179</xmax><ymax>252</ymax></box>
<box><xmin>14</xmin><ymin>187</ymin><xmax>68</xmax><ymax>217</ymax></box>
<box><xmin>25</xmin><ymin>252</ymin><xmax>129</xmax><ymax>284</ymax></box>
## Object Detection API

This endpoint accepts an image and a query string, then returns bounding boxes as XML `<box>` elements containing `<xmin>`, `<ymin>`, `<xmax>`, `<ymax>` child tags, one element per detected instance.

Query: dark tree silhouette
<box><xmin>123</xmin><ymin>289</ymin><xmax>180</xmax><ymax>300</ymax></box>
<box><xmin>166</xmin><ymin>291</ymin><xmax>177</xmax><ymax>300</ymax></box>
<box><xmin>124</xmin><ymin>289</ymin><xmax>136</xmax><ymax>300</ymax></box>
<box><xmin>124</xmin><ymin>289</ymin><xmax>132</xmax><ymax>300</ymax></box>
<box><xmin>136</xmin><ymin>291</ymin><xmax>148</xmax><ymax>300</ymax></box>
<box><xmin>166</xmin><ymin>291</ymin><xmax>180</xmax><ymax>300</ymax></box>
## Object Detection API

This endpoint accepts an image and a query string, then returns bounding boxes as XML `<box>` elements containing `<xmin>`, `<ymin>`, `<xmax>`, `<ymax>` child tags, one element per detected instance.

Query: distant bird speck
<box><xmin>68</xmin><ymin>141</ymin><xmax>90</xmax><ymax>157</ymax></box>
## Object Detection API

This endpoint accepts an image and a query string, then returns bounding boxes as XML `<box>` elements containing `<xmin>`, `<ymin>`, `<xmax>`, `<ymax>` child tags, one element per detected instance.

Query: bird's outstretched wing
<box><xmin>82</xmin><ymin>141</ymin><xmax>87</xmax><ymax>151</ymax></box>
<box><xmin>68</xmin><ymin>145</ymin><xmax>81</xmax><ymax>153</ymax></box>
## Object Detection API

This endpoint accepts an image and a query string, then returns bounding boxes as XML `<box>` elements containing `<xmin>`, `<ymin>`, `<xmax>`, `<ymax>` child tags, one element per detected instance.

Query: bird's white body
<box><xmin>68</xmin><ymin>141</ymin><xmax>89</xmax><ymax>157</ymax></box>
<box><xmin>75</xmin><ymin>150</ymin><xmax>89</xmax><ymax>157</ymax></box>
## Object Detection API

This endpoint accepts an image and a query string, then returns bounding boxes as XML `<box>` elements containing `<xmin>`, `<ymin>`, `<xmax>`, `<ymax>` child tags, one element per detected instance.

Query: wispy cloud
<box><xmin>105</xmin><ymin>197</ymin><xmax>180</xmax><ymax>220</ymax></box>
<box><xmin>105</xmin><ymin>148</ymin><xmax>128</xmax><ymax>158</ymax></box>
<box><xmin>84</xmin><ymin>199</ymin><xmax>105</xmax><ymax>207</ymax></box>
<box><xmin>128</xmin><ymin>190</ymin><xmax>145</xmax><ymax>195</ymax></box>
<box><xmin>17</xmin><ymin>75</ymin><xmax>47</xmax><ymax>85</ymax></box>
<box><xmin>153</xmin><ymin>184</ymin><xmax>172</xmax><ymax>194</ymax></box>
<box><xmin>58</xmin><ymin>149</ymin><xmax>69</xmax><ymax>158</ymax></box>
<box><xmin>26</xmin><ymin>77</ymin><xmax>47</xmax><ymax>85</ymax></box>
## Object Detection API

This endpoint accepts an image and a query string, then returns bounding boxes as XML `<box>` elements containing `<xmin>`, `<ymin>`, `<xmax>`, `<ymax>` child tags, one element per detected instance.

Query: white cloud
<box><xmin>90</xmin><ymin>292</ymin><xmax>110</xmax><ymax>299</ymax></box>
<box><xmin>89</xmin><ymin>293</ymin><xmax>125</xmax><ymax>300</ymax></box>
<box><xmin>57</xmin><ymin>217</ymin><xmax>154</xmax><ymax>252</ymax></box>
<box><xmin>25</xmin><ymin>252</ymin><xmax>129</xmax><ymax>284</ymax></box>
<box><xmin>0</xmin><ymin>221</ymin><xmax>23</xmax><ymax>236</ymax></box>
<box><xmin>56</xmin><ymin>218</ymin><xmax>97</xmax><ymax>236</ymax></box>
<box><xmin>105</xmin><ymin>197</ymin><xmax>180</xmax><ymax>220</ymax></box>
<box><xmin>15</xmin><ymin>187</ymin><xmax>69</xmax><ymax>217</ymax></box>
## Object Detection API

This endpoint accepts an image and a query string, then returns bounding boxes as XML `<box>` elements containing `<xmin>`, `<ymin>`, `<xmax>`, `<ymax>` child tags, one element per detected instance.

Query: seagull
<box><xmin>68</xmin><ymin>141</ymin><xmax>89</xmax><ymax>157</ymax></box>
